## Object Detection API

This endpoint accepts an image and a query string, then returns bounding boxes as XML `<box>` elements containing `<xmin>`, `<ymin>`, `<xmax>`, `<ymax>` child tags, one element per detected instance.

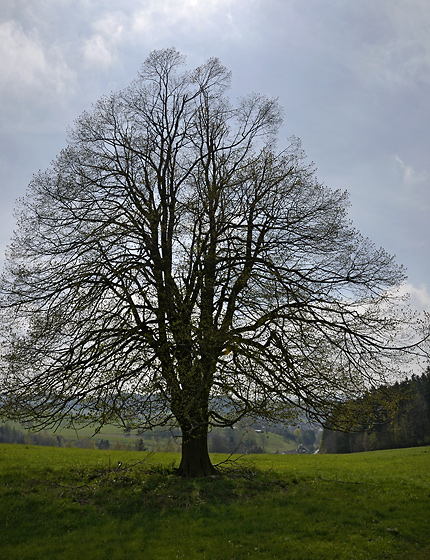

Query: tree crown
<box><xmin>1</xmin><ymin>48</ymin><xmax>428</xmax><ymax>441</ymax></box>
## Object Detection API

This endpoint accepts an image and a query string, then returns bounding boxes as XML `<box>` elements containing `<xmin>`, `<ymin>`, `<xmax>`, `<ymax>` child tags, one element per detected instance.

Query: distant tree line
<box><xmin>320</xmin><ymin>369</ymin><xmax>430</xmax><ymax>453</ymax></box>
<box><xmin>0</xmin><ymin>420</ymin><xmax>319</xmax><ymax>454</ymax></box>
<box><xmin>0</xmin><ymin>425</ymin><xmax>67</xmax><ymax>447</ymax></box>
<box><xmin>0</xmin><ymin>424</ymin><xmax>149</xmax><ymax>451</ymax></box>
<box><xmin>207</xmin><ymin>422</ymin><xmax>319</xmax><ymax>454</ymax></box>
<box><xmin>207</xmin><ymin>426</ymin><xmax>267</xmax><ymax>454</ymax></box>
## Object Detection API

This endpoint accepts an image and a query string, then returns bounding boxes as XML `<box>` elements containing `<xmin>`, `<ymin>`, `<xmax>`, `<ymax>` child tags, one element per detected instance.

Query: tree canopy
<box><xmin>0</xmin><ymin>48</ymin><xmax>428</xmax><ymax>476</ymax></box>
<box><xmin>320</xmin><ymin>369</ymin><xmax>430</xmax><ymax>453</ymax></box>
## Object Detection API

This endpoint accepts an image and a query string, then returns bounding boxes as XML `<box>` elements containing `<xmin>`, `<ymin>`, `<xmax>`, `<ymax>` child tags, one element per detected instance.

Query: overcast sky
<box><xmin>1</xmin><ymin>0</ymin><xmax>429</xmax><ymax>311</ymax></box>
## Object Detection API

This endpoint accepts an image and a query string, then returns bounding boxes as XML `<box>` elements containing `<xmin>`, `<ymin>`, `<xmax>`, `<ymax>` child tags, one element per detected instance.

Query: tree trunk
<box><xmin>176</xmin><ymin>425</ymin><xmax>218</xmax><ymax>477</ymax></box>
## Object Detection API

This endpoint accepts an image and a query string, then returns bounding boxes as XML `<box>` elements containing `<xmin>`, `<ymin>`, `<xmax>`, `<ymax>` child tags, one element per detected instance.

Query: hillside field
<box><xmin>0</xmin><ymin>420</ymin><xmax>302</xmax><ymax>454</ymax></box>
<box><xmin>0</xmin><ymin>444</ymin><xmax>429</xmax><ymax>559</ymax></box>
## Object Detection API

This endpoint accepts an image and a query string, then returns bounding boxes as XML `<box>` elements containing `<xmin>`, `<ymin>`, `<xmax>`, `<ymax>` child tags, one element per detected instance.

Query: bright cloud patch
<box><xmin>130</xmin><ymin>0</ymin><xmax>239</xmax><ymax>41</ymax></box>
<box><xmin>83</xmin><ymin>11</ymin><xmax>127</xmax><ymax>69</ymax></box>
<box><xmin>398</xmin><ymin>282</ymin><xmax>430</xmax><ymax>312</ymax></box>
<box><xmin>395</xmin><ymin>156</ymin><xmax>428</xmax><ymax>188</ymax></box>
<box><xmin>0</xmin><ymin>21</ymin><xmax>74</xmax><ymax>100</ymax></box>
<box><xmin>83</xmin><ymin>34</ymin><xmax>114</xmax><ymax>68</ymax></box>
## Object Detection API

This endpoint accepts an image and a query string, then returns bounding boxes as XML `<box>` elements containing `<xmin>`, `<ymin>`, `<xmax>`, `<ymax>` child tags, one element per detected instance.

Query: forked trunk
<box><xmin>176</xmin><ymin>425</ymin><xmax>218</xmax><ymax>477</ymax></box>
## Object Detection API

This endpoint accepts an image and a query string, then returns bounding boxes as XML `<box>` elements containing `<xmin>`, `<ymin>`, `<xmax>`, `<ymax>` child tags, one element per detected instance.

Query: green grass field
<box><xmin>1</xmin><ymin>444</ymin><xmax>429</xmax><ymax>559</ymax></box>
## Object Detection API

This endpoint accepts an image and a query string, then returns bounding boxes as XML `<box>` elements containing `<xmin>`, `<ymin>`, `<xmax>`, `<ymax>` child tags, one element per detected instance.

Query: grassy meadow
<box><xmin>0</xmin><ymin>444</ymin><xmax>429</xmax><ymax>559</ymax></box>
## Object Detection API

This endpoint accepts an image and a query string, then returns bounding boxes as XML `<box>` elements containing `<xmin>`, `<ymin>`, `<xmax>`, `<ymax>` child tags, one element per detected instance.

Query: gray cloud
<box><xmin>1</xmin><ymin>0</ymin><xmax>429</xmax><ymax>308</ymax></box>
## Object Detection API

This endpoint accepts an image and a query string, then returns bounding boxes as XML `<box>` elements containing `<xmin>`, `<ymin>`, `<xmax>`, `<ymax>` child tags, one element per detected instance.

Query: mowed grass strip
<box><xmin>0</xmin><ymin>444</ymin><xmax>429</xmax><ymax>559</ymax></box>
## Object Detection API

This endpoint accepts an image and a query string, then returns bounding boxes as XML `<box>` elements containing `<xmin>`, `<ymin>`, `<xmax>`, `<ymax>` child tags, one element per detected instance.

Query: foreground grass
<box><xmin>0</xmin><ymin>445</ymin><xmax>429</xmax><ymax>559</ymax></box>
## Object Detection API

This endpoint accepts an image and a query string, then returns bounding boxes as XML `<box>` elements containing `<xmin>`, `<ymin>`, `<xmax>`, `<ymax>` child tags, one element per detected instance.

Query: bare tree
<box><xmin>0</xmin><ymin>48</ymin><xmax>427</xmax><ymax>476</ymax></box>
